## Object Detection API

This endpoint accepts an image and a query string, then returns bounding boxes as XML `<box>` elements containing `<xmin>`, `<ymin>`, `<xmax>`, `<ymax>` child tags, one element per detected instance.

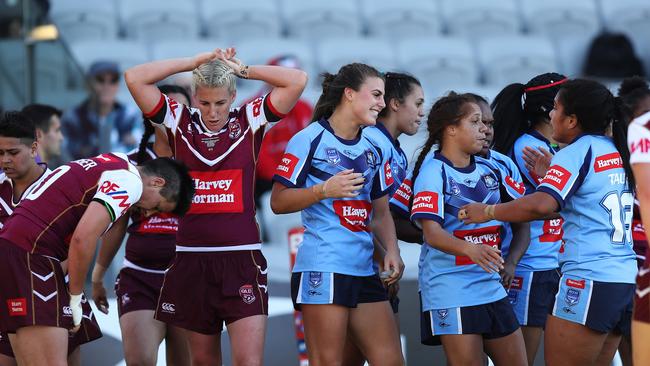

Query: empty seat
<box><xmin>522</xmin><ymin>0</ymin><xmax>599</xmax><ymax>42</ymax></box>
<box><xmin>149</xmin><ymin>40</ymin><xmax>217</xmax><ymax>62</ymax></box>
<box><xmin>441</xmin><ymin>0</ymin><xmax>521</xmax><ymax>39</ymax></box>
<box><xmin>361</xmin><ymin>0</ymin><xmax>443</xmax><ymax>40</ymax></box>
<box><xmin>50</xmin><ymin>0</ymin><xmax>119</xmax><ymax>41</ymax></box>
<box><xmin>600</xmin><ymin>0</ymin><xmax>650</xmax><ymax>38</ymax></box>
<box><xmin>396</xmin><ymin>36</ymin><xmax>479</xmax><ymax>95</ymax></box>
<box><xmin>282</xmin><ymin>0</ymin><xmax>362</xmax><ymax>41</ymax></box>
<box><xmin>316</xmin><ymin>38</ymin><xmax>396</xmax><ymax>75</ymax></box>
<box><xmin>201</xmin><ymin>0</ymin><xmax>281</xmax><ymax>42</ymax></box>
<box><xmin>69</xmin><ymin>40</ymin><xmax>149</xmax><ymax>73</ymax></box>
<box><xmin>119</xmin><ymin>0</ymin><xmax>201</xmax><ymax>42</ymax></box>
<box><xmin>477</xmin><ymin>35</ymin><xmax>559</xmax><ymax>86</ymax></box>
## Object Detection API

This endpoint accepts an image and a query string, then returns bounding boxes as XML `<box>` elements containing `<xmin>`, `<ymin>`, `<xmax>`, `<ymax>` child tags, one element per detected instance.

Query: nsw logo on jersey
<box><xmin>326</xmin><ymin>148</ymin><xmax>340</xmax><ymax>165</ymax></box>
<box><xmin>594</xmin><ymin>152</ymin><xmax>623</xmax><ymax>173</ymax></box>
<box><xmin>276</xmin><ymin>153</ymin><xmax>300</xmax><ymax>180</ymax></box>
<box><xmin>540</xmin><ymin>218</ymin><xmax>564</xmax><ymax>242</ymax></box>
<box><xmin>482</xmin><ymin>174</ymin><xmax>499</xmax><ymax>190</ymax></box>
<box><xmin>333</xmin><ymin>200</ymin><xmax>372</xmax><ymax>232</ymax></box>
<box><xmin>393</xmin><ymin>179</ymin><xmax>412</xmax><ymax>207</ymax></box>
<box><xmin>541</xmin><ymin>165</ymin><xmax>572</xmax><ymax>191</ymax></box>
<box><xmin>453</xmin><ymin>225</ymin><xmax>502</xmax><ymax>265</ymax></box>
<box><xmin>411</xmin><ymin>191</ymin><xmax>439</xmax><ymax>216</ymax></box>
<box><xmin>189</xmin><ymin>170</ymin><xmax>243</xmax><ymax>214</ymax></box>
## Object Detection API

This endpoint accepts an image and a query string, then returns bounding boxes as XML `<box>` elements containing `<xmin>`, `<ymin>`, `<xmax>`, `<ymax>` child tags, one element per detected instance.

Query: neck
<box><xmin>329</xmin><ymin>109</ymin><xmax>362</xmax><ymax>140</ymax></box>
<box><xmin>37</xmin><ymin>146</ymin><xmax>49</xmax><ymax>163</ymax></box>
<box><xmin>440</xmin><ymin>144</ymin><xmax>471</xmax><ymax>168</ymax></box>
<box><xmin>13</xmin><ymin>164</ymin><xmax>44</xmax><ymax>199</ymax></box>
<box><xmin>533</xmin><ymin>121</ymin><xmax>555</xmax><ymax>143</ymax></box>
<box><xmin>380</xmin><ymin>115</ymin><xmax>400</xmax><ymax>140</ymax></box>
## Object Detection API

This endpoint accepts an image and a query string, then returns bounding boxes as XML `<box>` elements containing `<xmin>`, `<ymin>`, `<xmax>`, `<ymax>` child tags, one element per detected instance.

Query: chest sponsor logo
<box><xmin>630</xmin><ymin>137</ymin><xmax>650</xmax><ymax>155</ymax></box>
<box><xmin>99</xmin><ymin>181</ymin><xmax>131</xmax><ymax>212</ymax></box>
<box><xmin>326</xmin><ymin>148</ymin><xmax>340</xmax><ymax>165</ymax></box>
<box><xmin>505</xmin><ymin>176</ymin><xmax>525</xmax><ymax>195</ymax></box>
<box><xmin>411</xmin><ymin>191</ymin><xmax>439</xmax><ymax>216</ymax></box>
<box><xmin>540</xmin><ymin>218</ymin><xmax>564</xmax><ymax>242</ymax></box>
<box><xmin>453</xmin><ymin>225</ymin><xmax>502</xmax><ymax>266</ymax></box>
<box><xmin>7</xmin><ymin>298</ymin><xmax>27</xmax><ymax>316</ymax></box>
<box><xmin>392</xmin><ymin>179</ymin><xmax>412</xmax><ymax>207</ymax></box>
<box><xmin>384</xmin><ymin>160</ymin><xmax>394</xmax><ymax>187</ymax></box>
<box><xmin>333</xmin><ymin>200</ymin><xmax>372</xmax><ymax>232</ymax></box>
<box><xmin>239</xmin><ymin>284</ymin><xmax>256</xmax><ymax>304</ymax></box>
<box><xmin>541</xmin><ymin>165</ymin><xmax>572</xmax><ymax>191</ymax></box>
<box><xmin>201</xmin><ymin>136</ymin><xmax>219</xmax><ymax>150</ymax></box>
<box><xmin>594</xmin><ymin>152</ymin><xmax>623</xmax><ymax>173</ymax></box>
<box><xmin>138</xmin><ymin>212</ymin><xmax>179</xmax><ymax>234</ymax></box>
<box><xmin>275</xmin><ymin>153</ymin><xmax>300</xmax><ymax>180</ymax></box>
<box><xmin>189</xmin><ymin>170</ymin><xmax>243</xmax><ymax>214</ymax></box>
<box><xmin>228</xmin><ymin>121</ymin><xmax>242</xmax><ymax>139</ymax></box>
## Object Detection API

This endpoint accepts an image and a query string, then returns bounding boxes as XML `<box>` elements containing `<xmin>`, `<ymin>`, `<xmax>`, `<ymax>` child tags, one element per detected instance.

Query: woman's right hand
<box><xmin>92</xmin><ymin>281</ymin><xmax>109</xmax><ymax>314</ymax></box>
<box><xmin>322</xmin><ymin>169</ymin><xmax>365</xmax><ymax>198</ymax></box>
<box><xmin>465</xmin><ymin>244</ymin><xmax>504</xmax><ymax>274</ymax></box>
<box><xmin>192</xmin><ymin>50</ymin><xmax>218</xmax><ymax>68</ymax></box>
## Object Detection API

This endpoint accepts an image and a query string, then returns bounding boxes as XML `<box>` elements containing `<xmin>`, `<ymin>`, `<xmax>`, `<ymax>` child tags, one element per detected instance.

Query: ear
<box><xmin>35</xmin><ymin>128</ymin><xmax>44</xmax><ymax>141</ymax></box>
<box><xmin>567</xmin><ymin>114</ymin><xmax>579</xmax><ymax>130</ymax></box>
<box><xmin>149</xmin><ymin>176</ymin><xmax>166</xmax><ymax>188</ymax></box>
<box><xmin>343</xmin><ymin>87</ymin><xmax>354</xmax><ymax>103</ymax></box>
<box><xmin>30</xmin><ymin>141</ymin><xmax>38</xmax><ymax>156</ymax></box>
<box><xmin>447</xmin><ymin>125</ymin><xmax>457</xmax><ymax>137</ymax></box>
<box><xmin>389</xmin><ymin>98</ymin><xmax>400</xmax><ymax>113</ymax></box>
<box><xmin>230</xmin><ymin>90</ymin><xmax>237</xmax><ymax>103</ymax></box>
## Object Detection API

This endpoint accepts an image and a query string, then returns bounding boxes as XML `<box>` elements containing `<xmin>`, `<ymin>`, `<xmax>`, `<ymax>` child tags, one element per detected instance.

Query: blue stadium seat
<box><xmin>441</xmin><ymin>0</ymin><xmax>521</xmax><ymax>39</ymax></box>
<box><xmin>69</xmin><ymin>40</ymin><xmax>149</xmax><ymax>73</ymax></box>
<box><xmin>477</xmin><ymin>35</ymin><xmax>559</xmax><ymax>86</ymax></box>
<box><xmin>281</xmin><ymin>0</ymin><xmax>363</xmax><ymax>41</ymax></box>
<box><xmin>396</xmin><ymin>36</ymin><xmax>478</xmax><ymax>96</ymax></box>
<box><xmin>315</xmin><ymin>37</ymin><xmax>396</xmax><ymax>75</ymax></box>
<box><xmin>200</xmin><ymin>0</ymin><xmax>282</xmax><ymax>42</ymax></box>
<box><xmin>521</xmin><ymin>0</ymin><xmax>600</xmax><ymax>41</ymax></box>
<box><xmin>119</xmin><ymin>0</ymin><xmax>201</xmax><ymax>42</ymax></box>
<box><xmin>554</xmin><ymin>35</ymin><xmax>595</xmax><ymax>77</ymax></box>
<box><xmin>361</xmin><ymin>0</ymin><xmax>443</xmax><ymax>40</ymax></box>
<box><xmin>50</xmin><ymin>0</ymin><xmax>119</xmax><ymax>41</ymax></box>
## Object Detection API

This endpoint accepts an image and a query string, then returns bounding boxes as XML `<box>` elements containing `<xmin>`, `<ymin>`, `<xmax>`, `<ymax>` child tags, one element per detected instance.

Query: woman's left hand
<box><xmin>382</xmin><ymin>250</ymin><xmax>404</xmax><ymax>286</ymax></box>
<box><xmin>458</xmin><ymin>203</ymin><xmax>490</xmax><ymax>224</ymax></box>
<box><xmin>215</xmin><ymin>48</ymin><xmax>247</xmax><ymax>78</ymax></box>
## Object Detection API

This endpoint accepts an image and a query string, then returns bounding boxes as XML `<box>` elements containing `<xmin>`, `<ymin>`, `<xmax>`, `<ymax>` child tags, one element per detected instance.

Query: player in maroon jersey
<box><xmin>91</xmin><ymin>116</ymin><xmax>190</xmax><ymax>366</ymax></box>
<box><xmin>0</xmin><ymin>142</ymin><xmax>194</xmax><ymax>365</ymax></box>
<box><xmin>125</xmin><ymin>47</ymin><xmax>307</xmax><ymax>365</ymax></box>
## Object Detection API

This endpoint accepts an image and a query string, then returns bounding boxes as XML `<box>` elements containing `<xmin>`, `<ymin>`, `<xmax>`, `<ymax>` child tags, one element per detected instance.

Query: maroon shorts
<box><xmin>115</xmin><ymin>268</ymin><xmax>165</xmax><ymax>317</ymax></box>
<box><xmin>155</xmin><ymin>250</ymin><xmax>268</xmax><ymax>334</ymax></box>
<box><xmin>634</xmin><ymin>256</ymin><xmax>650</xmax><ymax>323</ymax></box>
<box><xmin>0</xmin><ymin>242</ymin><xmax>73</xmax><ymax>333</ymax></box>
<box><xmin>67</xmin><ymin>295</ymin><xmax>102</xmax><ymax>351</ymax></box>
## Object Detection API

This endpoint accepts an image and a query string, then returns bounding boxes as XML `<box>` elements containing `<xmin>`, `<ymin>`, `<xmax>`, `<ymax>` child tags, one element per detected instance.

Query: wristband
<box><xmin>69</xmin><ymin>293</ymin><xmax>83</xmax><ymax>326</ymax></box>
<box><xmin>484</xmin><ymin>204</ymin><xmax>496</xmax><ymax>220</ymax></box>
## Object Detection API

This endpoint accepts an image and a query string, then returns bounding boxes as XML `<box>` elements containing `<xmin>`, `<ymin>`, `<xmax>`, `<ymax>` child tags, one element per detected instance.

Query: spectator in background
<box><xmin>61</xmin><ymin>61</ymin><xmax>140</xmax><ymax>160</ymax></box>
<box><xmin>21</xmin><ymin>103</ymin><xmax>66</xmax><ymax>167</ymax></box>
<box><xmin>251</xmin><ymin>55</ymin><xmax>313</xmax><ymax>204</ymax></box>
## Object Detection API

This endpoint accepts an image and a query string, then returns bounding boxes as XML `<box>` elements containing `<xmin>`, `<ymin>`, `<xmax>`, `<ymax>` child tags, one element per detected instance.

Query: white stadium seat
<box><xmin>361</xmin><ymin>0</ymin><xmax>443</xmax><ymax>40</ymax></box>
<box><xmin>477</xmin><ymin>35</ymin><xmax>559</xmax><ymax>86</ymax></box>
<box><xmin>119</xmin><ymin>0</ymin><xmax>201</xmax><ymax>42</ymax></box>
<box><xmin>50</xmin><ymin>0</ymin><xmax>119</xmax><ymax>41</ymax></box>
<box><xmin>521</xmin><ymin>0</ymin><xmax>600</xmax><ymax>41</ymax></box>
<box><xmin>441</xmin><ymin>0</ymin><xmax>521</xmax><ymax>39</ymax></box>
<box><xmin>281</xmin><ymin>0</ymin><xmax>362</xmax><ymax>41</ymax></box>
<box><xmin>396</xmin><ymin>36</ymin><xmax>479</xmax><ymax>96</ymax></box>
<box><xmin>315</xmin><ymin>38</ymin><xmax>396</xmax><ymax>75</ymax></box>
<box><xmin>200</xmin><ymin>0</ymin><xmax>282</xmax><ymax>42</ymax></box>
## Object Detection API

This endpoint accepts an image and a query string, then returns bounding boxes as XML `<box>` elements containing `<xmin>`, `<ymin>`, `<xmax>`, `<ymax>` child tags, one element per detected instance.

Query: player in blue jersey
<box><xmin>391</xmin><ymin>92</ymin><xmax>527</xmax><ymax>365</ymax></box>
<box><xmin>488</xmin><ymin>73</ymin><xmax>567</xmax><ymax>365</ymax></box>
<box><xmin>343</xmin><ymin>72</ymin><xmax>425</xmax><ymax>366</ymax></box>
<box><xmin>271</xmin><ymin>63</ymin><xmax>404</xmax><ymax>366</ymax></box>
<box><xmin>460</xmin><ymin>79</ymin><xmax>636</xmax><ymax>366</ymax></box>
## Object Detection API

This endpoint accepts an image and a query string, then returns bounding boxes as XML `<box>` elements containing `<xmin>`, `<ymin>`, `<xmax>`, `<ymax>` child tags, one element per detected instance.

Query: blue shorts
<box><xmin>291</xmin><ymin>272</ymin><xmax>387</xmax><ymax>310</ymax></box>
<box><xmin>420</xmin><ymin>296</ymin><xmax>519</xmax><ymax>346</ymax></box>
<box><xmin>507</xmin><ymin>269</ymin><xmax>560</xmax><ymax>327</ymax></box>
<box><xmin>552</xmin><ymin>275</ymin><xmax>634</xmax><ymax>334</ymax></box>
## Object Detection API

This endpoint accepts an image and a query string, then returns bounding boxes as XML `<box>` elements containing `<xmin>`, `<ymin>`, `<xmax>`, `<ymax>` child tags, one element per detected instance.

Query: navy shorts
<box><xmin>552</xmin><ymin>275</ymin><xmax>634</xmax><ymax>335</ymax></box>
<box><xmin>420</xmin><ymin>296</ymin><xmax>519</xmax><ymax>346</ymax></box>
<box><xmin>507</xmin><ymin>269</ymin><xmax>560</xmax><ymax>327</ymax></box>
<box><xmin>291</xmin><ymin>272</ymin><xmax>388</xmax><ymax>310</ymax></box>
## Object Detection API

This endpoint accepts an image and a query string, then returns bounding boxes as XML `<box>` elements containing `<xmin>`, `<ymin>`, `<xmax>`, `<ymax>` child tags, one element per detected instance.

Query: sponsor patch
<box><xmin>540</xmin><ymin>218</ymin><xmax>564</xmax><ymax>242</ymax></box>
<box><xmin>510</xmin><ymin>276</ymin><xmax>524</xmax><ymax>290</ymax></box>
<box><xmin>275</xmin><ymin>153</ymin><xmax>300</xmax><ymax>180</ymax></box>
<box><xmin>332</xmin><ymin>200</ymin><xmax>372</xmax><ymax>232</ymax></box>
<box><xmin>453</xmin><ymin>225</ymin><xmax>502</xmax><ymax>265</ymax></box>
<box><xmin>138</xmin><ymin>212</ymin><xmax>179</xmax><ymax>234</ymax></box>
<box><xmin>239</xmin><ymin>284</ymin><xmax>256</xmax><ymax>304</ymax></box>
<box><xmin>411</xmin><ymin>191</ymin><xmax>439</xmax><ymax>216</ymax></box>
<box><xmin>566</xmin><ymin>278</ymin><xmax>585</xmax><ymax>289</ymax></box>
<box><xmin>392</xmin><ymin>179</ymin><xmax>412</xmax><ymax>207</ymax></box>
<box><xmin>384</xmin><ymin>160</ymin><xmax>394</xmax><ymax>186</ymax></box>
<box><xmin>505</xmin><ymin>176</ymin><xmax>526</xmax><ymax>195</ymax></box>
<box><xmin>251</xmin><ymin>97</ymin><xmax>263</xmax><ymax>118</ymax></box>
<box><xmin>168</xmin><ymin>97</ymin><xmax>179</xmax><ymax>119</ymax></box>
<box><xmin>630</xmin><ymin>137</ymin><xmax>650</xmax><ymax>155</ymax></box>
<box><xmin>189</xmin><ymin>170</ymin><xmax>243</xmax><ymax>214</ymax></box>
<box><xmin>7</xmin><ymin>298</ymin><xmax>27</xmax><ymax>316</ymax></box>
<box><xmin>594</xmin><ymin>152</ymin><xmax>623</xmax><ymax>173</ymax></box>
<box><xmin>541</xmin><ymin>165</ymin><xmax>572</xmax><ymax>191</ymax></box>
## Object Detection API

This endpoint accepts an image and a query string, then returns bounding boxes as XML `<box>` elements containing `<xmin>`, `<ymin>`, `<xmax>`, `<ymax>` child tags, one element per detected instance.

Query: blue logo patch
<box><xmin>449</xmin><ymin>178</ymin><xmax>461</xmax><ymax>196</ymax></box>
<box><xmin>437</xmin><ymin>309</ymin><xmax>448</xmax><ymax>319</ymax></box>
<box><xmin>508</xmin><ymin>289</ymin><xmax>518</xmax><ymax>305</ymax></box>
<box><xmin>482</xmin><ymin>174</ymin><xmax>499</xmax><ymax>190</ymax></box>
<box><xmin>563</xmin><ymin>288</ymin><xmax>580</xmax><ymax>313</ymax></box>
<box><xmin>309</xmin><ymin>272</ymin><xmax>322</xmax><ymax>288</ymax></box>
<box><xmin>326</xmin><ymin>148</ymin><xmax>340</xmax><ymax>165</ymax></box>
<box><xmin>365</xmin><ymin>149</ymin><xmax>377</xmax><ymax>167</ymax></box>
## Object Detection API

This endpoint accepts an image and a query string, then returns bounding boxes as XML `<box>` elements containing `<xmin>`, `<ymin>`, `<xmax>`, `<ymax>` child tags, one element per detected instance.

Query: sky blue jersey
<box><xmin>537</xmin><ymin>134</ymin><xmax>636</xmax><ymax>284</ymax></box>
<box><xmin>363</xmin><ymin>122</ymin><xmax>409</xmax><ymax>198</ymax></box>
<box><xmin>273</xmin><ymin>120</ymin><xmax>393</xmax><ymax>276</ymax></box>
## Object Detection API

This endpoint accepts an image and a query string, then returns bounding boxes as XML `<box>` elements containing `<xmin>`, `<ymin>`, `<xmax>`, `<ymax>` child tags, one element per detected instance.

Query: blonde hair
<box><xmin>191</xmin><ymin>60</ymin><xmax>236</xmax><ymax>95</ymax></box>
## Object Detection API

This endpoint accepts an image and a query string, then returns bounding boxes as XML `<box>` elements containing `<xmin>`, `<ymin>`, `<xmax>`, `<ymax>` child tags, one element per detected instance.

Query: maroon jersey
<box><xmin>125</xmin><ymin>147</ymin><xmax>178</xmax><ymax>270</ymax></box>
<box><xmin>146</xmin><ymin>92</ymin><xmax>284</xmax><ymax>250</ymax></box>
<box><xmin>633</xmin><ymin>199</ymin><xmax>648</xmax><ymax>265</ymax></box>
<box><xmin>0</xmin><ymin>164</ymin><xmax>50</xmax><ymax>228</ymax></box>
<box><xmin>0</xmin><ymin>153</ymin><xmax>143</xmax><ymax>261</ymax></box>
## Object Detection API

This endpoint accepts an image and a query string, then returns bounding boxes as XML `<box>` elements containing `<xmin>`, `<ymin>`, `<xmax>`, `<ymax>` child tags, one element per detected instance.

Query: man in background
<box><xmin>21</xmin><ymin>103</ymin><xmax>66</xmax><ymax>167</ymax></box>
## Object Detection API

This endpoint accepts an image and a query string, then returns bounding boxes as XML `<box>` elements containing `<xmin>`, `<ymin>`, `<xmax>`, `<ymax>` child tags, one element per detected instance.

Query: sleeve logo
<box><xmin>593</xmin><ymin>152</ymin><xmax>623</xmax><ymax>172</ymax></box>
<box><xmin>630</xmin><ymin>137</ymin><xmax>650</xmax><ymax>154</ymax></box>
<box><xmin>168</xmin><ymin>96</ymin><xmax>179</xmax><ymax>119</ymax></box>
<box><xmin>275</xmin><ymin>153</ymin><xmax>300</xmax><ymax>180</ymax></box>
<box><xmin>333</xmin><ymin>200</ymin><xmax>373</xmax><ymax>232</ymax></box>
<box><xmin>541</xmin><ymin>165</ymin><xmax>572</xmax><ymax>191</ymax></box>
<box><xmin>505</xmin><ymin>176</ymin><xmax>526</xmax><ymax>195</ymax></box>
<box><xmin>411</xmin><ymin>191</ymin><xmax>439</xmax><ymax>216</ymax></box>
<box><xmin>393</xmin><ymin>179</ymin><xmax>412</xmax><ymax>207</ymax></box>
<box><xmin>7</xmin><ymin>298</ymin><xmax>27</xmax><ymax>316</ymax></box>
<box><xmin>540</xmin><ymin>218</ymin><xmax>564</xmax><ymax>242</ymax></box>
<box><xmin>453</xmin><ymin>225</ymin><xmax>502</xmax><ymax>265</ymax></box>
<box><xmin>99</xmin><ymin>181</ymin><xmax>131</xmax><ymax>210</ymax></box>
<box><xmin>384</xmin><ymin>160</ymin><xmax>394</xmax><ymax>186</ymax></box>
<box><xmin>251</xmin><ymin>97</ymin><xmax>263</xmax><ymax>118</ymax></box>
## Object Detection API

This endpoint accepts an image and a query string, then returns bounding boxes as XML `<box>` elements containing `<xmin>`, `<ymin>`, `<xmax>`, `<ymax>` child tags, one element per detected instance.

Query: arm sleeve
<box><xmin>245</xmin><ymin>93</ymin><xmax>287</xmax><ymax>133</ymax></box>
<box><xmin>92</xmin><ymin>170</ymin><xmax>143</xmax><ymax>222</ymax></box>
<box><xmin>410</xmin><ymin>161</ymin><xmax>445</xmax><ymax>226</ymax></box>
<box><xmin>144</xmin><ymin>93</ymin><xmax>185</xmax><ymax>133</ymax></box>
<box><xmin>272</xmin><ymin>130</ymin><xmax>313</xmax><ymax>188</ymax></box>
<box><xmin>537</xmin><ymin>146</ymin><xmax>590</xmax><ymax>209</ymax></box>
<box><xmin>629</xmin><ymin>119</ymin><xmax>650</xmax><ymax>165</ymax></box>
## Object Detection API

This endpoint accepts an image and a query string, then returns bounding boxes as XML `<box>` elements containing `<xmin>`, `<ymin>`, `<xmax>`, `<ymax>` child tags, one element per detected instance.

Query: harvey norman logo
<box><xmin>541</xmin><ymin>165</ymin><xmax>572</xmax><ymax>191</ymax></box>
<box><xmin>594</xmin><ymin>152</ymin><xmax>622</xmax><ymax>173</ymax></box>
<box><xmin>333</xmin><ymin>200</ymin><xmax>372</xmax><ymax>232</ymax></box>
<box><xmin>453</xmin><ymin>225</ymin><xmax>502</xmax><ymax>266</ymax></box>
<box><xmin>188</xmin><ymin>170</ymin><xmax>243</xmax><ymax>214</ymax></box>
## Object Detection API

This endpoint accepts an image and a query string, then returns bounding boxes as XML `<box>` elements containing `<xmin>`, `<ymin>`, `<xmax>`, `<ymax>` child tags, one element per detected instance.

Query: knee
<box><xmin>231</xmin><ymin>357</ymin><xmax>263</xmax><ymax>366</ymax></box>
<box><xmin>191</xmin><ymin>353</ymin><xmax>221</xmax><ymax>366</ymax></box>
<box><xmin>124</xmin><ymin>352</ymin><xmax>157</xmax><ymax>366</ymax></box>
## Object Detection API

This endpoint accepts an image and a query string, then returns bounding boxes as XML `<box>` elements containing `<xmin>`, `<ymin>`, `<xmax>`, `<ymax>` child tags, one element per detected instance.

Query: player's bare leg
<box><xmin>348</xmin><ymin>301</ymin><xmax>403</xmax><ymax>366</ymax></box>
<box><xmin>227</xmin><ymin>315</ymin><xmax>267</xmax><ymax>366</ymax></box>
<box><xmin>0</xmin><ymin>354</ymin><xmax>16</xmax><ymax>366</ymax></box>
<box><xmin>633</xmin><ymin>320</ymin><xmax>650</xmax><ymax>365</ymax></box>
<box><xmin>120</xmin><ymin>310</ymin><xmax>166</xmax><ymax>366</ymax></box>
<box><xmin>302</xmin><ymin>304</ymin><xmax>349</xmax><ymax>366</ymax></box>
<box><xmin>483</xmin><ymin>328</ymin><xmax>527</xmax><ymax>366</ymax></box>
<box><xmin>520</xmin><ymin>326</ymin><xmax>543</xmax><ymax>365</ymax></box>
<box><xmin>9</xmin><ymin>326</ymin><xmax>67</xmax><ymax>366</ymax></box>
<box><xmin>440</xmin><ymin>334</ymin><xmax>485</xmax><ymax>366</ymax></box>
<box><xmin>164</xmin><ymin>325</ymin><xmax>190</xmax><ymax>366</ymax></box>
<box><xmin>186</xmin><ymin>330</ymin><xmax>222</xmax><ymax>366</ymax></box>
<box><xmin>593</xmin><ymin>332</ymin><xmax>622</xmax><ymax>366</ymax></box>
<box><xmin>341</xmin><ymin>337</ymin><xmax>365</xmax><ymax>366</ymax></box>
<box><xmin>67</xmin><ymin>347</ymin><xmax>81</xmax><ymax>366</ymax></box>
<box><xmin>544</xmin><ymin>315</ymin><xmax>608</xmax><ymax>365</ymax></box>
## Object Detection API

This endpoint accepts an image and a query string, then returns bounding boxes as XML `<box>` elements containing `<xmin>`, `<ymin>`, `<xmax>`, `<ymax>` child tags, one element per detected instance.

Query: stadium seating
<box><xmin>119</xmin><ymin>0</ymin><xmax>201</xmax><ymax>42</ymax></box>
<box><xmin>50</xmin><ymin>0</ymin><xmax>119</xmax><ymax>41</ymax></box>
<box><xmin>315</xmin><ymin>37</ymin><xmax>396</xmax><ymax>75</ymax></box>
<box><xmin>201</xmin><ymin>0</ymin><xmax>282</xmax><ymax>42</ymax></box>
<box><xmin>360</xmin><ymin>0</ymin><xmax>443</xmax><ymax>40</ymax></box>
<box><xmin>521</xmin><ymin>0</ymin><xmax>600</xmax><ymax>41</ymax></box>
<box><xmin>554</xmin><ymin>35</ymin><xmax>595</xmax><ymax>77</ymax></box>
<box><xmin>69</xmin><ymin>40</ymin><xmax>149</xmax><ymax>72</ymax></box>
<box><xmin>281</xmin><ymin>0</ymin><xmax>363</xmax><ymax>41</ymax></box>
<box><xmin>441</xmin><ymin>0</ymin><xmax>521</xmax><ymax>39</ymax></box>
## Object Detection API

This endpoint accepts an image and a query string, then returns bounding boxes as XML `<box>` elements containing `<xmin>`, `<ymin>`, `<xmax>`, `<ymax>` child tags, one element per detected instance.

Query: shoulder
<box><xmin>630</xmin><ymin>110</ymin><xmax>650</xmax><ymax>130</ymax></box>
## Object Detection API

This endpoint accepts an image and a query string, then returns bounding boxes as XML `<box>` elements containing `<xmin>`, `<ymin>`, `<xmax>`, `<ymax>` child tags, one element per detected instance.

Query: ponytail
<box><xmin>491</xmin><ymin>83</ymin><xmax>527</xmax><ymax>153</ymax></box>
<box><xmin>408</xmin><ymin>134</ymin><xmax>437</xmax><ymax>209</ymax></box>
<box><xmin>611</xmin><ymin>97</ymin><xmax>635</xmax><ymax>191</ymax></box>
<box><xmin>312</xmin><ymin>73</ymin><xmax>337</xmax><ymax>121</ymax></box>
<box><xmin>136</xmin><ymin>117</ymin><xmax>155</xmax><ymax>164</ymax></box>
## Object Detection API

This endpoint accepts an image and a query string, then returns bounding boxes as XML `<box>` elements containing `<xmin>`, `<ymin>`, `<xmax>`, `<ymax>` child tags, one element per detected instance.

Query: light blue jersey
<box><xmin>537</xmin><ymin>134</ymin><xmax>636</xmax><ymax>284</ymax></box>
<box><xmin>511</xmin><ymin>131</ymin><xmax>563</xmax><ymax>271</ymax></box>
<box><xmin>273</xmin><ymin>120</ymin><xmax>393</xmax><ymax>276</ymax></box>
<box><xmin>397</xmin><ymin>152</ymin><xmax>524</xmax><ymax>310</ymax></box>
<box><xmin>363</xmin><ymin>123</ymin><xmax>409</xmax><ymax>197</ymax></box>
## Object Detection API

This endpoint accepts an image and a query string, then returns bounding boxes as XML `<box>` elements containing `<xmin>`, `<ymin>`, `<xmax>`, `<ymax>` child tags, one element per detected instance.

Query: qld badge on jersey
<box><xmin>309</xmin><ymin>272</ymin><xmax>322</xmax><ymax>288</ymax></box>
<box><xmin>326</xmin><ymin>148</ymin><xmax>340</xmax><ymax>165</ymax></box>
<box><xmin>482</xmin><ymin>174</ymin><xmax>499</xmax><ymax>190</ymax></box>
<box><xmin>228</xmin><ymin>120</ymin><xmax>242</xmax><ymax>139</ymax></box>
